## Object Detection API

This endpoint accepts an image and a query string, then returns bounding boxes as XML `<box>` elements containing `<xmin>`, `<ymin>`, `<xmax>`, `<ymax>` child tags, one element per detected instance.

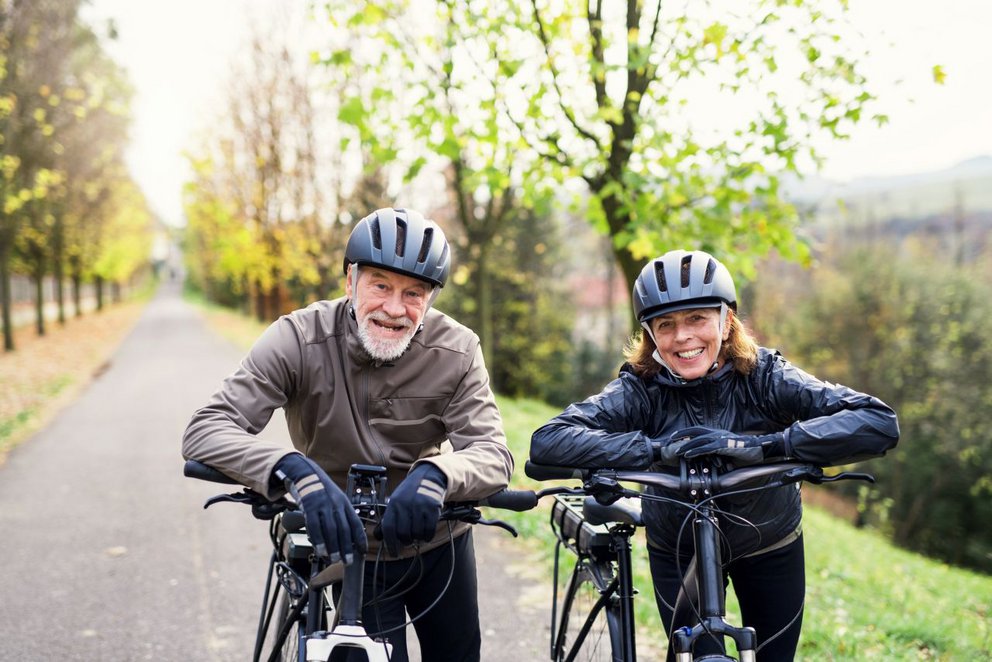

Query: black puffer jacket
<box><xmin>530</xmin><ymin>347</ymin><xmax>899</xmax><ymax>555</ymax></box>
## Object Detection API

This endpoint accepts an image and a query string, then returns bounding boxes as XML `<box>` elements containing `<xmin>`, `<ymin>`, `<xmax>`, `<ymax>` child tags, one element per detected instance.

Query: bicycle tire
<box><xmin>554</xmin><ymin>558</ymin><xmax>623</xmax><ymax>662</ymax></box>
<box><xmin>278</xmin><ymin>591</ymin><xmax>305</xmax><ymax>662</ymax></box>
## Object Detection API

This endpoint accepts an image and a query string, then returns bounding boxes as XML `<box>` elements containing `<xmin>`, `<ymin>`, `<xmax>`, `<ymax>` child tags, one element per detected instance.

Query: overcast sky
<box><xmin>85</xmin><ymin>0</ymin><xmax>992</xmax><ymax>226</ymax></box>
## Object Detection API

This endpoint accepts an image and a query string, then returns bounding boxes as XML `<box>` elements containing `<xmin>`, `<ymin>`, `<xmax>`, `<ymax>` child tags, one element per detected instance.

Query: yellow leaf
<box><xmin>932</xmin><ymin>64</ymin><xmax>947</xmax><ymax>85</ymax></box>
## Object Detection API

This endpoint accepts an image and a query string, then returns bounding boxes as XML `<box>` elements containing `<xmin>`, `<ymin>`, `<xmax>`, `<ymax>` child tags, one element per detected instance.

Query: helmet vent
<box><xmin>703</xmin><ymin>259</ymin><xmax>716</xmax><ymax>284</ymax></box>
<box><xmin>370</xmin><ymin>218</ymin><xmax>382</xmax><ymax>250</ymax></box>
<box><xmin>418</xmin><ymin>228</ymin><xmax>434</xmax><ymax>263</ymax></box>
<box><xmin>680</xmin><ymin>255</ymin><xmax>692</xmax><ymax>288</ymax></box>
<box><xmin>394</xmin><ymin>219</ymin><xmax>407</xmax><ymax>257</ymax></box>
<box><xmin>654</xmin><ymin>262</ymin><xmax>668</xmax><ymax>293</ymax></box>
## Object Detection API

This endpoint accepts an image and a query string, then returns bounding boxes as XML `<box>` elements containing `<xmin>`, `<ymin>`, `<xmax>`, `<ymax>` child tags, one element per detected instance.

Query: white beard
<box><xmin>356</xmin><ymin>309</ymin><xmax>417</xmax><ymax>362</ymax></box>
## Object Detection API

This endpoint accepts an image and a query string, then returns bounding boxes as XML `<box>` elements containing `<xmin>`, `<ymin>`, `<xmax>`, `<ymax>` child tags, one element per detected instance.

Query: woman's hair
<box><xmin>623</xmin><ymin>310</ymin><xmax>759</xmax><ymax>379</ymax></box>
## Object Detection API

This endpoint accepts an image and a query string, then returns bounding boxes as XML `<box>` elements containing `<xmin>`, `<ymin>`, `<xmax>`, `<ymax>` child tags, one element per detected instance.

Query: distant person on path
<box><xmin>183</xmin><ymin>207</ymin><xmax>512</xmax><ymax>662</ymax></box>
<box><xmin>530</xmin><ymin>249</ymin><xmax>898</xmax><ymax>660</ymax></box>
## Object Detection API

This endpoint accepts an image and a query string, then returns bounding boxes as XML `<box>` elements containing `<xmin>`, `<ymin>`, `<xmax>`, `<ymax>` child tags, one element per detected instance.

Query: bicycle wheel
<box><xmin>554</xmin><ymin>558</ymin><xmax>623</xmax><ymax>662</ymax></box>
<box><xmin>275</xmin><ymin>592</ymin><xmax>307</xmax><ymax>662</ymax></box>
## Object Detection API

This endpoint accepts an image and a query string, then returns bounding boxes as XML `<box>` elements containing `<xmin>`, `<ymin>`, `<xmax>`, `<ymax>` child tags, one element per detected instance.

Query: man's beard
<box><xmin>355</xmin><ymin>309</ymin><xmax>417</xmax><ymax>362</ymax></box>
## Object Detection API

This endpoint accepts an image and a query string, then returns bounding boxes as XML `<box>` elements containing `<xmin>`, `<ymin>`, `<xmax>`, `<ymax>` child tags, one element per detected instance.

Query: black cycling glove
<box><xmin>663</xmin><ymin>426</ymin><xmax>787</xmax><ymax>466</ymax></box>
<box><xmin>272</xmin><ymin>453</ymin><xmax>367</xmax><ymax>564</ymax></box>
<box><xmin>379</xmin><ymin>463</ymin><xmax>448</xmax><ymax>557</ymax></box>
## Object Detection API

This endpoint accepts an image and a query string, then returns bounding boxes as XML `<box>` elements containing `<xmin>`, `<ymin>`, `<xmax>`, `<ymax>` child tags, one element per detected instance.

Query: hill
<box><xmin>785</xmin><ymin>155</ymin><xmax>992</xmax><ymax>227</ymax></box>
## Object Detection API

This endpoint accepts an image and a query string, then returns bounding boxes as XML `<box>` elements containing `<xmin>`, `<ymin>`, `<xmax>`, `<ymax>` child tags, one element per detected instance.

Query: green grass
<box><xmin>497</xmin><ymin>396</ymin><xmax>992</xmax><ymax>661</ymax></box>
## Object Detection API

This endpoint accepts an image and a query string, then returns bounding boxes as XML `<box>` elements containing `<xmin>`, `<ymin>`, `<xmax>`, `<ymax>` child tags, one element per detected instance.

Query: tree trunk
<box><xmin>475</xmin><ymin>242</ymin><xmax>494</xmax><ymax>381</ymax></box>
<box><xmin>72</xmin><ymin>274</ymin><xmax>82</xmax><ymax>318</ymax></box>
<box><xmin>54</xmin><ymin>216</ymin><xmax>65</xmax><ymax>325</ymax></box>
<box><xmin>599</xmin><ymin>192</ymin><xmax>643</xmax><ymax>333</ymax></box>
<box><xmin>96</xmin><ymin>276</ymin><xmax>104</xmax><ymax>311</ymax></box>
<box><xmin>34</xmin><ymin>268</ymin><xmax>45</xmax><ymax>337</ymax></box>
<box><xmin>0</xmin><ymin>240</ymin><xmax>14</xmax><ymax>352</ymax></box>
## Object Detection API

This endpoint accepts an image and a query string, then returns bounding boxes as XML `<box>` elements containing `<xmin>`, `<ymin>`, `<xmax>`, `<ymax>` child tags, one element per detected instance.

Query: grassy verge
<box><xmin>0</xmin><ymin>289</ymin><xmax>153</xmax><ymax>464</ymax></box>
<box><xmin>190</xmin><ymin>296</ymin><xmax>992</xmax><ymax>659</ymax></box>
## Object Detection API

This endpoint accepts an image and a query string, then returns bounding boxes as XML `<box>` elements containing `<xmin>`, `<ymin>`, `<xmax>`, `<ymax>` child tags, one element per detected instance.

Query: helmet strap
<box><xmin>709</xmin><ymin>302</ymin><xmax>729</xmax><ymax>374</ymax></box>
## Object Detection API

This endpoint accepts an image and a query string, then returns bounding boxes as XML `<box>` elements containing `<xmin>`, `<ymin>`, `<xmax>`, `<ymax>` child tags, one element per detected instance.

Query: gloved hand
<box><xmin>272</xmin><ymin>453</ymin><xmax>367</xmax><ymax>564</ymax></box>
<box><xmin>379</xmin><ymin>463</ymin><xmax>448</xmax><ymax>557</ymax></box>
<box><xmin>651</xmin><ymin>433</ymin><xmax>704</xmax><ymax>466</ymax></box>
<box><xmin>665</xmin><ymin>426</ymin><xmax>786</xmax><ymax>466</ymax></box>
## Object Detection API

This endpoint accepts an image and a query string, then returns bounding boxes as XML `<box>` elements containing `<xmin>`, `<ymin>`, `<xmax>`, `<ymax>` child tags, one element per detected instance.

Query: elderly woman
<box><xmin>530</xmin><ymin>249</ymin><xmax>898</xmax><ymax>660</ymax></box>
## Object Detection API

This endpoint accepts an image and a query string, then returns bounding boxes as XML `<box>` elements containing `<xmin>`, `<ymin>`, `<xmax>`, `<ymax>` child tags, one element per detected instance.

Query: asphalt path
<box><xmin>0</xmin><ymin>281</ymin><xmax>549</xmax><ymax>661</ymax></box>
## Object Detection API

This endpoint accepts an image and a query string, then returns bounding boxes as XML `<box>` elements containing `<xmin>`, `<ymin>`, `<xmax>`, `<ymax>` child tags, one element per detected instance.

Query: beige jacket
<box><xmin>182</xmin><ymin>297</ymin><xmax>513</xmax><ymax>554</ymax></box>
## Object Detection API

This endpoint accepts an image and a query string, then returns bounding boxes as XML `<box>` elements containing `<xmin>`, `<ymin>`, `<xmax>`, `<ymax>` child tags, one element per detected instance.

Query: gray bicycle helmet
<box><xmin>632</xmin><ymin>249</ymin><xmax>737</xmax><ymax>323</ymax></box>
<box><xmin>343</xmin><ymin>208</ymin><xmax>451</xmax><ymax>288</ymax></box>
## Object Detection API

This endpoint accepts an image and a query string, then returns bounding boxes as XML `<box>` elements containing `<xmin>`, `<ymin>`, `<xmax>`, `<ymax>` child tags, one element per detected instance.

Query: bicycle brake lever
<box><xmin>822</xmin><ymin>471</ymin><xmax>876</xmax><ymax>484</ymax></box>
<box><xmin>203</xmin><ymin>490</ymin><xmax>259</xmax><ymax>509</ymax></box>
<box><xmin>474</xmin><ymin>517</ymin><xmax>519</xmax><ymax>537</ymax></box>
<box><xmin>440</xmin><ymin>506</ymin><xmax>521</xmax><ymax>537</ymax></box>
<box><xmin>584</xmin><ymin>472</ymin><xmax>624</xmax><ymax>505</ymax></box>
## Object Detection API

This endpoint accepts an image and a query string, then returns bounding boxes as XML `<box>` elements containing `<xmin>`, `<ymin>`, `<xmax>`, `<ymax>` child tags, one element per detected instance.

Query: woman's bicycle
<box><xmin>524</xmin><ymin>459</ymin><xmax>874</xmax><ymax>662</ymax></box>
<box><xmin>183</xmin><ymin>459</ymin><xmax>542</xmax><ymax>662</ymax></box>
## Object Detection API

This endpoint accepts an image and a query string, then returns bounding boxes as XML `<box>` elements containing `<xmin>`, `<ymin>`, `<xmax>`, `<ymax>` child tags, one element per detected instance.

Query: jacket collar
<box><xmin>652</xmin><ymin>360</ymin><xmax>734</xmax><ymax>388</ymax></box>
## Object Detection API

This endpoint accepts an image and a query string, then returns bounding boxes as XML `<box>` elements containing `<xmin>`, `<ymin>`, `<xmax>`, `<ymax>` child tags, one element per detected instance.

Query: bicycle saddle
<box><xmin>583</xmin><ymin>496</ymin><xmax>643</xmax><ymax>527</ymax></box>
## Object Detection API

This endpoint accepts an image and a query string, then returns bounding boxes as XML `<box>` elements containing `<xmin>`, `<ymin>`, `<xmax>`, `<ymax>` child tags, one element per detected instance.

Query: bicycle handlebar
<box><xmin>524</xmin><ymin>459</ymin><xmax>874</xmax><ymax>497</ymax></box>
<box><xmin>184</xmin><ymin>458</ymin><xmax>240</xmax><ymax>484</ymax></box>
<box><xmin>182</xmin><ymin>458</ymin><xmax>558</xmax><ymax>536</ymax></box>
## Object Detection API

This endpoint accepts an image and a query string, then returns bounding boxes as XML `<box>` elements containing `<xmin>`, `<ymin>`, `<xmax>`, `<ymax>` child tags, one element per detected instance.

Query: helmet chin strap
<box><xmin>644</xmin><ymin>303</ymin><xmax>729</xmax><ymax>379</ymax></box>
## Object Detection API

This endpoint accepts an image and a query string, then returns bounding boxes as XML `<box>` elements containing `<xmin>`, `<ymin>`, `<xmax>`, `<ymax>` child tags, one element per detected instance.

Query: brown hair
<box><xmin>623</xmin><ymin>310</ymin><xmax>759</xmax><ymax>379</ymax></box>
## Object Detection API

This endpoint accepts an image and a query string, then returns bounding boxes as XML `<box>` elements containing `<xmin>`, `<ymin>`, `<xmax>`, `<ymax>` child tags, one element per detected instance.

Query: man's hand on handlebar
<box><xmin>272</xmin><ymin>453</ymin><xmax>368</xmax><ymax>565</ymax></box>
<box><xmin>379</xmin><ymin>463</ymin><xmax>448</xmax><ymax>557</ymax></box>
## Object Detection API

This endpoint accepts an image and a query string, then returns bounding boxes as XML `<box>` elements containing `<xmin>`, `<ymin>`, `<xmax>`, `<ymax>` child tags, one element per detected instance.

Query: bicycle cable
<box><xmin>329</xmin><ymin>521</ymin><xmax>461</xmax><ymax>642</ymax></box>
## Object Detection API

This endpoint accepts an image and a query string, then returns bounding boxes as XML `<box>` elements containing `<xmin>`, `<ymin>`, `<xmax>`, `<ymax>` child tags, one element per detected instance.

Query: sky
<box><xmin>84</xmin><ymin>0</ymin><xmax>992</xmax><ymax>227</ymax></box>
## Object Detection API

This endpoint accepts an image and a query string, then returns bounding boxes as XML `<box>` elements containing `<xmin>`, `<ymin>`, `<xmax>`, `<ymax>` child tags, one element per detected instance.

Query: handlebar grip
<box><xmin>479</xmin><ymin>489</ymin><xmax>538</xmax><ymax>511</ymax></box>
<box><xmin>525</xmin><ymin>460</ymin><xmax>586</xmax><ymax>481</ymax></box>
<box><xmin>184</xmin><ymin>459</ymin><xmax>239</xmax><ymax>485</ymax></box>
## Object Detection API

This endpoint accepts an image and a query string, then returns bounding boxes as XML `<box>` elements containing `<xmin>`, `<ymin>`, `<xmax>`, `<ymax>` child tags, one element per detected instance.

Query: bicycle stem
<box><xmin>336</xmin><ymin>556</ymin><xmax>367</xmax><ymax>626</ymax></box>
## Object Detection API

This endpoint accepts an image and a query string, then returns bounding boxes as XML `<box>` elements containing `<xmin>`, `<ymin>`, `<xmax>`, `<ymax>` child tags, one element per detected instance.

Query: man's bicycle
<box><xmin>183</xmin><ymin>459</ymin><xmax>543</xmax><ymax>662</ymax></box>
<box><xmin>525</xmin><ymin>459</ymin><xmax>874</xmax><ymax>662</ymax></box>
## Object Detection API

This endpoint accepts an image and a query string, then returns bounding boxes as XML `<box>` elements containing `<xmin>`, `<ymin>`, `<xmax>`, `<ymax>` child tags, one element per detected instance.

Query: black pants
<box><xmin>648</xmin><ymin>534</ymin><xmax>806</xmax><ymax>662</ymax></box>
<box><xmin>333</xmin><ymin>529</ymin><xmax>481</xmax><ymax>662</ymax></box>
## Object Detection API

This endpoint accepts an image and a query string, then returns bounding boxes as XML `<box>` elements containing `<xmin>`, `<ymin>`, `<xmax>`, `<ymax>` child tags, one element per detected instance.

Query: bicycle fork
<box><xmin>672</xmin><ymin>505</ymin><xmax>757</xmax><ymax>662</ymax></box>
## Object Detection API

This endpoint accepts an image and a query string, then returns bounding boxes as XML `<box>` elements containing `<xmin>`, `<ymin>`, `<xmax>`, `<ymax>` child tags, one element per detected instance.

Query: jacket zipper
<box><xmin>360</xmin><ymin>365</ymin><xmax>389</xmax><ymax>467</ymax></box>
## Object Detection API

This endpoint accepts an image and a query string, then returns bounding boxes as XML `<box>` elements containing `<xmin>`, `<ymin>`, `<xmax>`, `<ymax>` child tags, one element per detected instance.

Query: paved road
<box><xmin>0</xmin><ymin>281</ymin><xmax>549</xmax><ymax>661</ymax></box>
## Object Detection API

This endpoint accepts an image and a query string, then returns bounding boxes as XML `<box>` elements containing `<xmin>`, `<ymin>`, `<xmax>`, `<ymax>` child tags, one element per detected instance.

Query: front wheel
<box><xmin>553</xmin><ymin>558</ymin><xmax>623</xmax><ymax>662</ymax></box>
<box><xmin>275</xmin><ymin>593</ymin><xmax>307</xmax><ymax>662</ymax></box>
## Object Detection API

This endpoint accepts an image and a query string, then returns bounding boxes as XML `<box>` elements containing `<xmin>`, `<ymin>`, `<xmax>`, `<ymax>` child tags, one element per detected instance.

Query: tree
<box><xmin>517</xmin><ymin>0</ymin><xmax>890</xmax><ymax>315</ymax></box>
<box><xmin>317</xmin><ymin>0</ymin><xmax>559</xmax><ymax>371</ymax></box>
<box><xmin>0</xmin><ymin>0</ymin><xmax>84</xmax><ymax>349</ymax></box>
<box><xmin>757</xmin><ymin>244</ymin><xmax>992</xmax><ymax>572</ymax></box>
<box><xmin>54</xmin><ymin>18</ymin><xmax>132</xmax><ymax>320</ymax></box>
<box><xmin>0</xmin><ymin>0</ymin><xmax>133</xmax><ymax>348</ymax></box>
<box><xmin>184</xmin><ymin>25</ymin><xmax>350</xmax><ymax>319</ymax></box>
